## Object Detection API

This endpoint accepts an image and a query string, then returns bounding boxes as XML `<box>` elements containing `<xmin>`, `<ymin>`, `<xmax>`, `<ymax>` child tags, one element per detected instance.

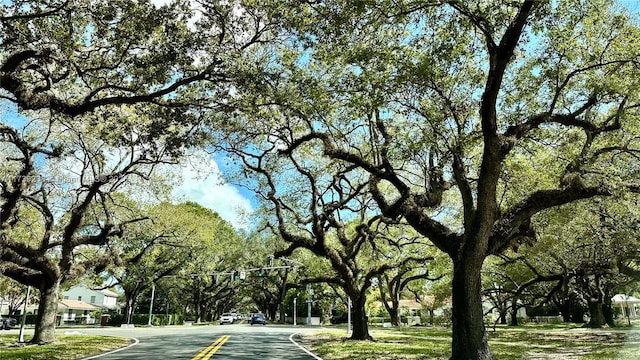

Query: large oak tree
<box><xmin>220</xmin><ymin>0</ymin><xmax>640</xmax><ymax>358</ymax></box>
<box><xmin>0</xmin><ymin>0</ymin><xmax>274</xmax><ymax>343</ymax></box>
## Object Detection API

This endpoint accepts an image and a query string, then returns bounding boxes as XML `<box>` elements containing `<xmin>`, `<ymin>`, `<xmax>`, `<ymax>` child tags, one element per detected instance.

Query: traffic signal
<box><xmin>258</xmin><ymin>269</ymin><xmax>264</xmax><ymax>277</ymax></box>
<box><xmin>232</xmin><ymin>271</ymin><xmax>239</xmax><ymax>280</ymax></box>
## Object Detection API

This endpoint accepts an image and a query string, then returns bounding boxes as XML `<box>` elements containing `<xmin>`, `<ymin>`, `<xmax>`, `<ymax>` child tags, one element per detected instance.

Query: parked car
<box><xmin>250</xmin><ymin>313</ymin><xmax>266</xmax><ymax>325</ymax></box>
<box><xmin>0</xmin><ymin>316</ymin><xmax>18</xmax><ymax>330</ymax></box>
<box><xmin>330</xmin><ymin>313</ymin><xmax>349</xmax><ymax>324</ymax></box>
<box><xmin>219</xmin><ymin>313</ymin><xmax>236</xmax><ymax>325</ymax></box>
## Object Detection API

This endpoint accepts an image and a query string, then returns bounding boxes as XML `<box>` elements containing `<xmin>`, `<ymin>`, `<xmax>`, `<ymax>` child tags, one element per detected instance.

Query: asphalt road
<box><xmin>62</xmin><ymin>323</ymin><xmax>322</xmax><ymax>360</ymax></box>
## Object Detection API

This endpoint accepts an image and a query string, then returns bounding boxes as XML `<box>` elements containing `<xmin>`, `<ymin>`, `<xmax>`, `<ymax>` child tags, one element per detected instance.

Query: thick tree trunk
<box><xmin>124</xmin><ymin>292</ymin><xmax>139</xmax><ymax>324</ymax></box>
<box><xmin>350</xmin><ymin>295</ymin><xmax>371</xmax><ymax>340</ymax></box>
<box><xmin>509</xmin><ymin>298</ymin><xmax>519</xmax><ymax>326</ymax></box>
<box><xmin>197</xmin><ymin>303</ymin><xmax>207</xmax><ymax>323</ymax></box>
<box><xmin>587</xmin><ymin>300</ymin><xmax>607</xmax><ymax>328</ymax></box>
<box><xmin>125</xmin><ymin>298</ymin><xmax>134</xmax><ymax>324</ymax></box>
<box><xmin>558</xmin><ymin>304</ymin><xmax>571</xmax><ymax>323</ymax></box>
<box><xmin>123</xmin><ymin>285</ymin><xmax>142</xmax><ymax>324</ymax></box>
<box><xmin>268</xmin><ymin>303</ymin><xmax>278</xmax><ymax>321</ymax></box>
<box><xmin>380</xmin><ymin>286</ymin><xmax>401</xmax><ymax>326</ymax></box>
<box><xmin>31</xmin><ymin>278</ymin><xmax>60</xmax><ymax>344</ymax></box>
<box><xmin>451</xmin><ymin>259</ymin><xmax>494</xmax><ymax>360</ymax></box>
<box><xmin>390</xmin><ymin>307</ymin><xmax>400</xmax><ymax>327</ymax></box>
<box><xmin>498</xmin><ymin>312</ymin><xmax>507</xmax><ymax>325</ymax></box>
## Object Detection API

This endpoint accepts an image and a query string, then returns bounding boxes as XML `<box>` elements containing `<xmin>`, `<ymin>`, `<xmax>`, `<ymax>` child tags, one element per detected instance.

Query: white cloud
<box><xmin>171</xmin><ymin>154</ymin><xmax>253</xmax><ymax>230</ymax></box>
<box><xmin>150</xmin><ymin>0</ymin><xmax>172</xmax><ymax>7</ymax></box>
<box><xmin>150</xmin><ymin>0</ymin><xmax>203</xmax><ymax>31</ymax></box>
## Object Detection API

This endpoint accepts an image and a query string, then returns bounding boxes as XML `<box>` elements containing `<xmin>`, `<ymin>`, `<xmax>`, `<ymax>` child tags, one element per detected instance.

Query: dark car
<box><xmin>1</xmin><ymin>316</ymin><xmax>18</xmax><ymax>330</ymax></box>
<box><xmin>330</xmin><ymin>313</ymin><xmax>349</xmax><ymax>324</ymax></box>
<box><xmin>250</xmin><ymin>314</ymin><xmax>266</xmax><ymax>325</ymax></box>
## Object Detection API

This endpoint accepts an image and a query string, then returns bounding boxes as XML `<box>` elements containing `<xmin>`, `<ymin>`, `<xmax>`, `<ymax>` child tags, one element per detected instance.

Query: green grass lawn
<box><xmin>0</xmin><ymin>334</ymin><xmax>132</xmax><ymax>360</ymax></box>
<box><xmin>299</xmin><ymin>326</ymin><xmax>640</xmax><ymax>360</ymax></box>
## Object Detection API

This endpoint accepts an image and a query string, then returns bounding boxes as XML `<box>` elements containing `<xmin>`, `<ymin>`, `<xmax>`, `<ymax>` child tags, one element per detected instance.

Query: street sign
<box><xmin>239</xmin><ymin>271</ymin><xmax>246</xmax><ymax>280</ymax></box>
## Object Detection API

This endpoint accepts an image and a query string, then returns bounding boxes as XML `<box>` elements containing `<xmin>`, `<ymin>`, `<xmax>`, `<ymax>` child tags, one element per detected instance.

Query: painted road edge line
<box><xmin>289</xmin><ymin>333</ymin><xmax>323</xmax><ymax>360</ymax></box>
<box><xmin>81</xmin><ymin>337</ymin><xmax>140</xmax><ymax>359</ymax></box>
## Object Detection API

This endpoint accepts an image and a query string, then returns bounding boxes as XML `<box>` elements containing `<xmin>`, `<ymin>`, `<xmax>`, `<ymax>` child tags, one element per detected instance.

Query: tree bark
<box><xmin>390</xmin><ymin>307</ymin><xmax>400</xmax><ymax>327</ymax></box>
<box><xmin>350</xmin><ymin>294</ymin><xmax>372</xmax><ymax>340</ymax></box>
<box><xmin>555</xmin><ymin>299</ymin><xmax>572</xmax><ymax>323</ymax></box>
<box><xmin>197</xmin><ymin>302</ymin><xmax>207</xmax><ymax>323</ymax></box>
<box><xmin>498</xmin><ymin>312</ymin><xmax>507</xmax><ymax>325</ymax></box>
<box><xmin>552</xmin><ymin>278</ymin><xmax>573</xmax><ymax>323</ymax></box>
<box><xmin>31</xmin><ymin>278</ymin><xmax>60</xmax><ymax>344</ymax></box>
<box><xmin>587</xmin><ymin>300</ymin><xmax>607</xmax><ymax>328</ymax></box>
<box><xmin>450</xmin><ymin>259</ymin><xmax>494</xmax><ymax>360</ymax></box>
<box><xmin>509</xmin><ymin>295</ymin><xmax>520</xmax><ymax>326</ymax></box>
<box><xmin>379</xmin><ymin>284</ymin><xmax>401</xmax><ymax>326</ymax></box>
<box><xmin>124</xmin><ymin>290</ymin><xmax>140</xmax><ymax>324</ymax></box>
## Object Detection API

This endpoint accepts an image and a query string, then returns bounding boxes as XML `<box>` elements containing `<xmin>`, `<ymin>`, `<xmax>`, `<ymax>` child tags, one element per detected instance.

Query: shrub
<box><xmin>108</xmin><ymin>313</ymin><xmax>183</xmax><ymax>326</ymax></box>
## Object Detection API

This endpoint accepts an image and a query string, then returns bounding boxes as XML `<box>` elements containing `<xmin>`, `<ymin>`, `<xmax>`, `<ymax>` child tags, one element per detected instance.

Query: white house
<box><xmin>58</xmin><ymin>299</ymin><xmax>102</xmax><ymax>324</ymax></box>
<box><xmin>612</xmin><ymin>294</ymin><xmax>640</xmax><ymax>319</ymax></box>
<box><xmin>62</xmin><ymin>285</ymin><xmax>120</xmax><ymax>311</ymax></box>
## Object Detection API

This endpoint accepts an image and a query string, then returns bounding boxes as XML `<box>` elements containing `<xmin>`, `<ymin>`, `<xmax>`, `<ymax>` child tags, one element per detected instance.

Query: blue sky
<box><xmin>169</xmin><ymin>151</ymin><xmax>254</xmax><ymax>230</ymax></box>
<box><xmin>0</xmin><ymin>100</ymin><xmax>254</xmax><ymax>230</ymax></box>
<box><xmin>2</xmin><ymin>0</ymin><xmax>637</xmax><ymax>230</ymax></box>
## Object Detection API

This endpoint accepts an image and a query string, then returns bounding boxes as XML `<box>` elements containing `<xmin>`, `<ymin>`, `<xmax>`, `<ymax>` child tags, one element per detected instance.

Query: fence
<box><xmin>529</xmin><ymin>315</ymin><xmax>563</xmax><ymax>324</ymax></box>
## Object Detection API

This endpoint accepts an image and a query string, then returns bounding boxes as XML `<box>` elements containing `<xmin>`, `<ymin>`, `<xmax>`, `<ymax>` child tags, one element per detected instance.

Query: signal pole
<box><xmin>306</xmin><ymin>284</ymin><xmax>312</xmax><ymax>325</ymax></box>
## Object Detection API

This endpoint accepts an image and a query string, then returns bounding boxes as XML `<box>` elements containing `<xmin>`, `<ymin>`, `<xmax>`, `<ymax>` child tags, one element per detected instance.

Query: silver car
<box><xmin>0</xmin><ymin>316</ymin><xmax>18</xmax><ymax>330</ymax></box>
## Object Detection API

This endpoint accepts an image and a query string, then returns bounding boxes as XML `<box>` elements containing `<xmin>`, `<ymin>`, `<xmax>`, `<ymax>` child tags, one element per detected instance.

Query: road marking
<box><xmin>289</xmin><ymin>333</ymin><xmax>323</xmax><ymax>360</ymax></box>
<box><xmin>192</xmin><ymin>335</ymin><xmax>230</xmax><ymax>360</ymax></box>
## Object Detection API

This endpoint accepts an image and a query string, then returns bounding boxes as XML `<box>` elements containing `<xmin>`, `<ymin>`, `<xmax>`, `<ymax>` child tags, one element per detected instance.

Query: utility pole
<box><xmin>347</xmin><ymin>297</ymin><xmax>352</xmax><ymax>335</ymax></box>
<box><xmin>279</xmin><ymin>267</ymin><xmax>290</xmax><ymax>322</ymax></box>
<box><xmin>18</xmin><ymin>286</ymin><xmax>30</xmax><ymax>343</ymax></box>
<box><xmin>306</xmin><ymin>284</ymin><xmax>312</xmax><ymax>325</ymax></box>
<box><xmin>147</xmin><ymin>283</ymin><xmax>155</xmax><ymax>326</ymax></box>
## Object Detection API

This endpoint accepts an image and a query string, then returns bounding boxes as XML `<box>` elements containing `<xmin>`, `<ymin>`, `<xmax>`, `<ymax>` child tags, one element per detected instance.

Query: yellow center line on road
<box><xmin>191</xmin><ymin>335</ymin><xmax>230</xmax><ymax>360</ymax></box>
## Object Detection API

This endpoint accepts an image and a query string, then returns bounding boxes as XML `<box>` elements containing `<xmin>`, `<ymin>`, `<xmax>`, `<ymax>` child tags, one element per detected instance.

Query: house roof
<box><xmin>372</xmin><ymin>299</ymin><xmax>423</xmax><ymax>309</ymax></box>
<box><xmin>64</xmin><ymin>285</ymin><xmax>120</xmax><ymax>298</ymax></box>
<box><xmin>58</xmin><ymin>299</ymin><xmax>101</xmax><ymax>311</ymax></box>
<box><xmin>97</xmin><ymin>289</ymin><xmax>119</xmax><ymax>298</ymax></box>
<box><xmin>612</xmin><ymin>294</ymin><xmax>640</xmax><ymax>304</ymax></box>
<box><xmin>397</xmin><ymin>299</ymin><xmax>422</xmax><ymax>309</ymax></box>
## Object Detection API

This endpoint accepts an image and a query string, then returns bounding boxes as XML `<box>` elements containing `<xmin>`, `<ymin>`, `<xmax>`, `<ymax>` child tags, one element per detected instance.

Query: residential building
<box><xmin>58</xmin><ymin>299</ymin><xmax>101</xmax><ymax>324</ymax></box>
<box><xmin>62</xmin><ymin>285</ymin><xmax>120</xmax><ymax>311</ymax></box>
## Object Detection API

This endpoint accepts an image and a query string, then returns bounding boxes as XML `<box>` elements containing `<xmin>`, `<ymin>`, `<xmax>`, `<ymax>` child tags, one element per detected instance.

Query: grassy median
<box><xmin>300</xmin><ymin>325</ymin><xmax>640</xmax><ymax>359</ymax></box>
<box><xmin>0</xmin><ymin>334</ymin><xmax>132</xmax><ymax>360</ymax></box>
